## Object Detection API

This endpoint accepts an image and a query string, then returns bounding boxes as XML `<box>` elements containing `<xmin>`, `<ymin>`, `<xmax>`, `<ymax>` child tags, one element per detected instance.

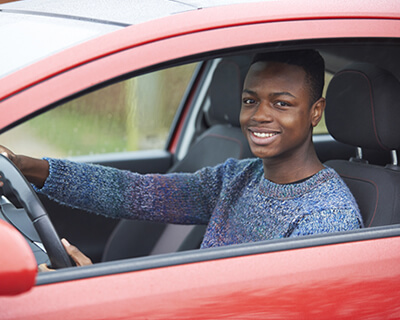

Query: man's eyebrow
<box><xmin>270</xmin><ymin>91</ymin><xmax>297</xmax><ymax>99</ymax></box>
<box><xmin>242</xmin><ymin>89</ymin><xmax>257</xmax><ymax>95</ymax></box>
<box><xmin>242</xmin><ymin>89</ymin><xmax>297</xmax><ymax>99</ymax></box>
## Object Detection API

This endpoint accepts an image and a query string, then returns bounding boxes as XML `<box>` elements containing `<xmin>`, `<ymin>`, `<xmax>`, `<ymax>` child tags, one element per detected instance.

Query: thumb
<box><xmin>38</xmin><ymin>263</ymin><xmax>55</xmax><ymax>272</ymax></box>
<box><xmin>61</xmin><ymin>238</ymin><xmax>92</xmax><ymax>266</ymax></box>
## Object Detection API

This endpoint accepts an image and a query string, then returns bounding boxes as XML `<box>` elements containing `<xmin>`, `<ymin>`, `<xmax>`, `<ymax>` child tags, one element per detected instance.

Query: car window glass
<box><xmin>0</xmin><ymin>63</ymin><xmax>198</xmax><ymax>158</ymax></box>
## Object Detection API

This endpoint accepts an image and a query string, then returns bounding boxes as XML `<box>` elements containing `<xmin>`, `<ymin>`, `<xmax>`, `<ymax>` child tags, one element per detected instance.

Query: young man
<box><xmin>0</xmin><ymin>50</ymin><xmax>363</xmax><ymax>266</ymax></box>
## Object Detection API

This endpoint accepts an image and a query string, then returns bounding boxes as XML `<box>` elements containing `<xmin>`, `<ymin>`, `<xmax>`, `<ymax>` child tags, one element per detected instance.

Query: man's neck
<box><xmin>262</xmin><ymin>149</ymin><xmax>324</xmax><ymax>184</ymax></box>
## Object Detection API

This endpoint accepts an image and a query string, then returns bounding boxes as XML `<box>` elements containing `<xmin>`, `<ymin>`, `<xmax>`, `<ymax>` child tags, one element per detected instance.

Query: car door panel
<box><xmin>2</xmin><ymin>231</ymin><xmax>400</xmax><ymax>319</ymax></box>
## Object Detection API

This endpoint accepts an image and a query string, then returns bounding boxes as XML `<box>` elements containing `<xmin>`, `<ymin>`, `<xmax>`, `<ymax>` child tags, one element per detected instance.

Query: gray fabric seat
<box><xmin>102</xmin><ymin>57</ymin><xmax>252</xmax><ymax>261</ymax></box>
<box><xmin>324</xmin><ymin>63</ymin><xmax>400</xmax><ymax>227</ymax></box>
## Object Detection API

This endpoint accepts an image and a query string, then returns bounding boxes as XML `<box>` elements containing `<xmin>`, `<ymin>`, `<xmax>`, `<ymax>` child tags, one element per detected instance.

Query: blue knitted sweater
<box><xmin>37</xmin><ymin>157</ymin><xmax>363</xmax><ymax>248</ymax></box>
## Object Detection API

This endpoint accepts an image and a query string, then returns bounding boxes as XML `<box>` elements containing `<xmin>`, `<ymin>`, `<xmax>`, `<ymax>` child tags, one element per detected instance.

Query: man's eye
<box><xmin>242</xmin><ymin>98</ymin><xmax>255</xmax><ymax>104</ymax></box>
<box><xmin>276</xmin><ymin>101</ymin><xmax>290</xmax><ymax>107</ymax></box>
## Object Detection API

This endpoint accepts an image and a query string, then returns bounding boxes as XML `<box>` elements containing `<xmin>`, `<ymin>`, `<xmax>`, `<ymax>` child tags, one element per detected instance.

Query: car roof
<box><xmin>0</xmin><ymin>0</ymin><xmax>265</xmax><ymax>25</ymax></box>
<box><xmin>1</xmin><ymin>0</ymin><xmax>399</xmax><ymax>84</ymax></box>
<box><xmin>0</xmin><ymin>0</ymin><xmax>266</xmax><ymax>77</ymax></box>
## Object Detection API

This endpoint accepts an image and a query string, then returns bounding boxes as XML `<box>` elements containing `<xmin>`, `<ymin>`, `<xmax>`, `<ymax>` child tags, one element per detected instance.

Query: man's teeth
<box><xmin>253</xmin><ymin>132</ymin><xmax>277</xmax><ymax>138</ymax></box>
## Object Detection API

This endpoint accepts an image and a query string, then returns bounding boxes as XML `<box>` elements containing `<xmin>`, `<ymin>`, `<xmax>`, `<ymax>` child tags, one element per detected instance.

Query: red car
<box><xmin>1</xmin><ymin>0</ymin><xmax>400</xmax><ymax>318</ymax></box>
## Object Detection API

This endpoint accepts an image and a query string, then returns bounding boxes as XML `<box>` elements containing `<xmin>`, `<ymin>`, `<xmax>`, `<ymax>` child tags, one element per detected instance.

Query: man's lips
<box><xmin>248</xmin><ymin>128</ymin><xmax>280</xmax><ymax>145</ymax></box>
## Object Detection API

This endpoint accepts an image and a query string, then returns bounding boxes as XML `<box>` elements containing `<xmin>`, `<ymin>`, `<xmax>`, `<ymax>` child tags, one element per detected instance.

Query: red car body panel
<box><xmin>0</xmin><ymin>220</ymin><xmax>36</xmax><ymax>296</ymax></box>
<box><xmin>1</xmin><ymin>236</ymin><xmax>400</xmax><ymax>319</ymax></box>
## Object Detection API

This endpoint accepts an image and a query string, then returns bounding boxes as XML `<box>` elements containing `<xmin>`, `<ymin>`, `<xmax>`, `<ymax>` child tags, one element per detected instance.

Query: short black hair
<box><xmin>251</xmin><ymin>49</ymin><xmax>325</xmax><ymax>105</ymax></box>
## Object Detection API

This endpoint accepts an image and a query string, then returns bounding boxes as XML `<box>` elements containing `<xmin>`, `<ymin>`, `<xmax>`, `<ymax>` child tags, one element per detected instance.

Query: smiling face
<box><xmin>240</xmin><ymin>61</ymin><xmax>324</xmax><ymax>166</ymax></box>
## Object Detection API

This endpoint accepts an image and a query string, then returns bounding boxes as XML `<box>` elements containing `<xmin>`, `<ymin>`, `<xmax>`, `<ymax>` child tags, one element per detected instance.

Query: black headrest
<box><xmin>326</xmin><ymin>63</ymin><xmax>400</xmax><ymax>151</ymax></box>
<box><xmin>205</xmin><ymin>56</ymin><xmax>251</xmax><ymax>128</ymax></box>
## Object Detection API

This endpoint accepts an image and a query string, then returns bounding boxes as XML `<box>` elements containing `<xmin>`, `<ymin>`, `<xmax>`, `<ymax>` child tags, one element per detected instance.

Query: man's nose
<box><xmin>251</xmin><ymin>101</ymin><xmax>273</xmax><ymax>122</ymax></box>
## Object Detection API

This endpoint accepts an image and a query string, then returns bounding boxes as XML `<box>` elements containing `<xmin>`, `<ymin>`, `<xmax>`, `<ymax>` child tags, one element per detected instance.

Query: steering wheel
<box><xmin>0</xmin><ymin>154</ymin><xmax>72</xmax><ymax>269</ymax></box>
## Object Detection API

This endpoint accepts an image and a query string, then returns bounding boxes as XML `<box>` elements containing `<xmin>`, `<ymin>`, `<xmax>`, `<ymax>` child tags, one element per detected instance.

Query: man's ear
<box><xmin>310</xmin><ymin>97</ymin><xmax>326</xmax><ymax>127</ymax></box>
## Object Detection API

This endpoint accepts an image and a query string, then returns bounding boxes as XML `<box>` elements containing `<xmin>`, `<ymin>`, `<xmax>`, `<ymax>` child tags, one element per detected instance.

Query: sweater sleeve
<box><xmin>35</xmin><ymin>158</ymin><xmax>226</xmax><ymax>224</ymax></box>
<box><xmin>289</xmin><ymin>208</ymin><xmax>363</xmax><ymax>237</ymax></box>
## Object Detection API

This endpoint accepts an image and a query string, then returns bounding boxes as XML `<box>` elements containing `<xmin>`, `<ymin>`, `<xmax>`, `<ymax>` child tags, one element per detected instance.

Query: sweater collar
<box><xmin>259</xmin><ymin>167</ymin><xmax>338</xmax><ymax>199</ymax></box>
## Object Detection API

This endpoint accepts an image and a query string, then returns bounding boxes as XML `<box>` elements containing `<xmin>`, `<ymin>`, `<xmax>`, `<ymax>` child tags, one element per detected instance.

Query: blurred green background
<box><xmin>8</xmin><ymin>63</ymin><xmax>197</xmax><ymax>157</ymax></box>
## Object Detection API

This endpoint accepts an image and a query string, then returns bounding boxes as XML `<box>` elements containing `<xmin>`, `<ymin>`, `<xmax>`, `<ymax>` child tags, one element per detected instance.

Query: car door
<box><xmin>2</xmin><ymin>227</ymin><xmax>400</xmax><ymax>319</ymax></box>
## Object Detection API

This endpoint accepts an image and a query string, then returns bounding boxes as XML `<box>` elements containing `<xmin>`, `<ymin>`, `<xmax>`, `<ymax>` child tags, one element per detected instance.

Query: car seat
<box><xmin>102</xmin><ymin>56</ymin><xmax>253</xmax><ymax>261</ymax></box>
<box><xmin>324</xmin><ymin>63</ymin><xmax>400</xmax><ymax>227</ymax></box>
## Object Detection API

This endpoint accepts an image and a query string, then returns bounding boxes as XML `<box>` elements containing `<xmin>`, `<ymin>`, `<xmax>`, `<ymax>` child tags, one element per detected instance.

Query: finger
<box><xmin>1</xmin><ymin>151</ymin><xmax>9</xmax><ymax>159</ymax></box>
<box><xmin>0</xmin><ymin>149</ymin><xmax>17</xmax><ymax>165</ymax></box>
<box><xmin>61</xmin><ymin>238</ymin><xmax>92</xmax><ymax>266</ymax></box>
<box><xmin>1</xmin><ymin>151</ymin><xmax>15</xmax><ymax>166</ymax></box>
<box><xmin>38</xmin><ymin>263</ymin><xmax>55</xmax><ymax>272</ymax></box>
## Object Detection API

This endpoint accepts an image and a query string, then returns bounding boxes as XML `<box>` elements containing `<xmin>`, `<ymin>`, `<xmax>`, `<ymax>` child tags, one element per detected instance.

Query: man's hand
<box><xmin>0</xmin><ymin>145</ymin><xmax>49</xmax><ymax>188</ymax></box>
<box><xmin>38</xmin><ymin>238</ymin><xmax>93</xmax><ymax>272</ymax></box>
<box><xmin>0</xmin><ymin>145</ymin><xmax>17</xmax><ymax>165</ymax></box>
<box><xmin>61</xmin><ymin>238</ymin><xmax>93</xmax><ymax>266</ymax></box>
<box><xmin>0</xmin><ymin>146</ymin><xmax>18</xmax><ymax>188</ymax></box>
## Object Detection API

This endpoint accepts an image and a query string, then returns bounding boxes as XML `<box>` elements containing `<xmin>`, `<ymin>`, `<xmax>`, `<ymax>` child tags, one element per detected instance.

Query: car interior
<box><xmin>325</xmin><ymin>62</ymin><xmax>400</xmax><ymax>227</ymax></box>
<box><xmin>1</xmin><ymin>38</ymin><xmax>400</xmax><ymax>268</ymax></box>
